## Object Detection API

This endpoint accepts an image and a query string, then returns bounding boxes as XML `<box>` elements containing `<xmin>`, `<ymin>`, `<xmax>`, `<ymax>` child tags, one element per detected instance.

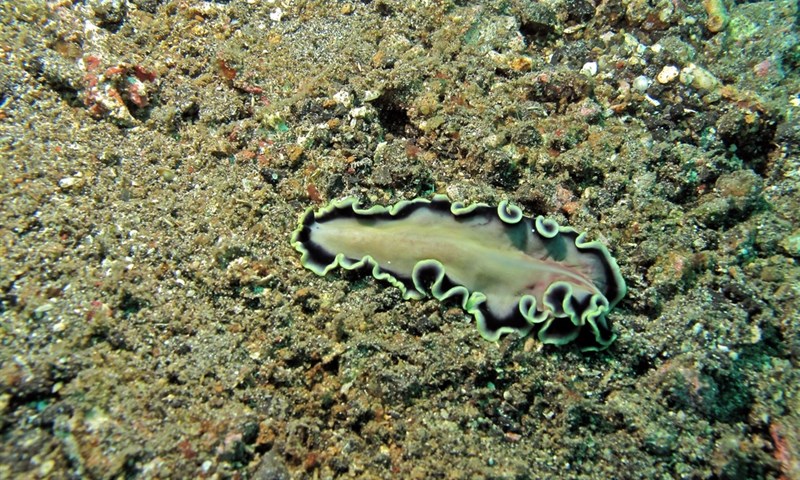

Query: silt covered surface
<box><xmin>0</xmin><ymin>0</ymin><xmax>799</xmax><ymax>478</ymax></box>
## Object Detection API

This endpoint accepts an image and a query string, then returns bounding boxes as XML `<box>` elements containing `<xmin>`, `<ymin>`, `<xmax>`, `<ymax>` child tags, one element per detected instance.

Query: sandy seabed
<box><xmin>1</xmin><ymin>1</ymin><xmax>799</xmax><ymax>479</ymax></box>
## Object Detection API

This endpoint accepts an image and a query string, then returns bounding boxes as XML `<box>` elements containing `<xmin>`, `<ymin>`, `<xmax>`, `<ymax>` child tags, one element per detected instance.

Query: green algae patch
<box><xmin>291</xmin><ymin>195</ymin><xmax>626</xmax><ymax>351</ymax></box>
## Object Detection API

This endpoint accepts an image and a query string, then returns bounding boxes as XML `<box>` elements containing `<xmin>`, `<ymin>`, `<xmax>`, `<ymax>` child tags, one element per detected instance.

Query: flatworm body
<box><xmin>291</xmin><ymin>195</ymin><xmax>626</xmax><ymax>351</ymax></box>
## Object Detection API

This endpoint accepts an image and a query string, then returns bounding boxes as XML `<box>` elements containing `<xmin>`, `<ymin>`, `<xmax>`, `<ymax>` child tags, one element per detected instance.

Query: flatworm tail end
<box><xmin>290</xmin><ymin>206</ymin><xmax>337</xmax><ymax>276</ymax></box>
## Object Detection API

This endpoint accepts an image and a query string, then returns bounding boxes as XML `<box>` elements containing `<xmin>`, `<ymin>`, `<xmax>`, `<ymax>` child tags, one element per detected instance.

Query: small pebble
<box><xmin>680</xmin><ymin>63</ymin><xmax>719</xmax><ymax>91</ymax></box>
<box><xmin>580</xmin><ymin>61</ymin><xmax>598</xmax><ymax>76</ymax></box>
<box><xmin>349</xmin><ymin>106</ymin><xmax>369</xmax><ymax>118</ymax></box>
<box><xmin>58</xmin><ymin>177</ymin><xmax>78</xmax><ymax>189</ymax></box>
<box><xmin>644</xmin><ymin>94</ymin><xmax>661</xmax><ymax>106</ymax></box>
<box><xmin>362</xmin><ymin>89</ymin><xmax>380</xmax><ymax>102</ymax></box>
<box><xmin>657</xmin><ymin>65</ymin><xmax>679</xmax><ymax>84</ymax></box>
<box><xmin>633</xmin><ymin>75</ymin><xmax>652</xmax><ymax>92</ymax></box>
<box><xmin>333</xmin><ymin>90</ymin><xmax>353</xmax><ymax>107</ymax></box>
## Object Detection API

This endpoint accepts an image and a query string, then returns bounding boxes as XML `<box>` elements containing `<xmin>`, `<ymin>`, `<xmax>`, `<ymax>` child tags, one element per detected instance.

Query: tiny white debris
<box><xmin>623</xmin><ymin>33</ymin><xmax>641</xmax><ymax>49</ymax></box>
<box><xmin>35</xmin><ymin>303</ymin><xmax>54</xmax><ymax>316</ymax></box>
<box><xmin>83</xmin><ymin>19</ymin><xmax>100</xmax><ymax>37</ymax></box>
<box><xmin>563</xmin><ymin>24</ymin><xmax>585</xmax><ymax>35</ymax></box>
<box><xmin>333</xmin><ymin>90</ymin><xmax>353</xmax><ymax>107</ymax></box>
<box><xmin>632</xmin><ymin>75</ymin><xmax>652</xmax><ymax>92</ymax></box>
<box><xmin>349</xmin><ymin>106</ymin><xmax>369</xmax><ymax>118</ymax></box>
<box><xmin>483</xmin><ymin>133</ymin><xmax>503</xmax><ymax>148</ymax></box>
<box><xmin>644</xmin><ymin>94</ymin><xmax>661</xmax><ymax>106</ymax></box>
<box><xmin>340</xmin><ymin>380</ymin><xmax>354</xmax><ymax>395</ymax></box>
<box><xmin>269</xmin><ymin>7</ymin><xmax>283</xmax><ymax>21</ymax></box>
<box><xmin>363</xmin><ymin>89</ymin><xmax>380</xmax><ymax>102</ymax></box>
<box><xmin>58</xmin><ymin>177</ymin><xmax>78</xmax><ymax>189</ymax></box>
<box><xmin>657</xmin><ymin>65</ymin><xmax>679</xmax><ymax>84</ymax></box>
<box><xmin>580</xmin><ymin>61</ymin><xmax>598</xmax><ymax>76</ymax></box>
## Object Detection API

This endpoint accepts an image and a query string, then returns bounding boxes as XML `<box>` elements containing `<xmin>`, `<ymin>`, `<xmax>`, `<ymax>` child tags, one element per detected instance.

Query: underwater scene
<box><xmin>0</xmin><ymin>0</ymin><xmax>798</xmax><ymax>478</ymax></box>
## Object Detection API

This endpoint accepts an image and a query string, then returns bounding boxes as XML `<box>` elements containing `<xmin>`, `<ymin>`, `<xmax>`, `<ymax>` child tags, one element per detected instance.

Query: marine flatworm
<box><xmin>291</xmin><ymin>195</ymin><xmax>626</xmax><ymax>351</ymax></box>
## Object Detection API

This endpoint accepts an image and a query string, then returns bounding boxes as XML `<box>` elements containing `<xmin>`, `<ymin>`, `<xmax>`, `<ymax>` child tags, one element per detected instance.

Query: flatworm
<box><xmin>290</xmin><ymin>195</ymin><xmax>626</xmax><ymax>351</ymax></box>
